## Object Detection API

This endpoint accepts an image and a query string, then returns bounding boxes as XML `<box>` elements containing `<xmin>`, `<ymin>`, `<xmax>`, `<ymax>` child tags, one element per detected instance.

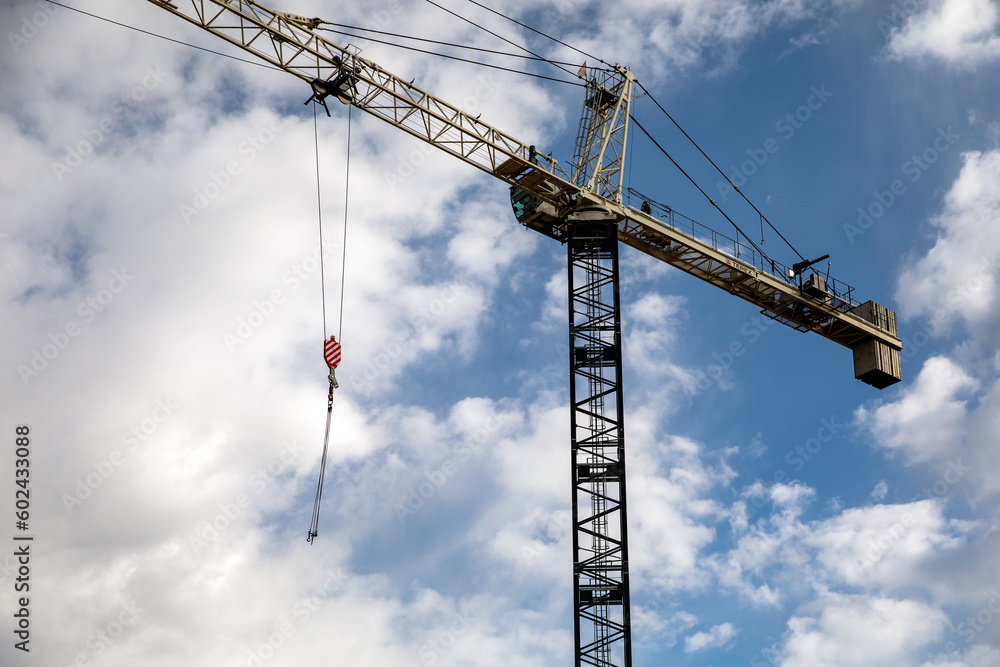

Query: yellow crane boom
<box><xmin>148</xmin><ymin>0</ymin><xmax>901</xmax><ymax>387</ymax></box>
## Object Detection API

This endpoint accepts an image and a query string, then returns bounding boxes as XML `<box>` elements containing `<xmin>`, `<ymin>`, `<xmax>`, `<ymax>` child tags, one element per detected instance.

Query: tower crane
<box><xmin>141</xmin><ymin>2</ymin><xmax>904</xmax><ymax>665</ymax></box>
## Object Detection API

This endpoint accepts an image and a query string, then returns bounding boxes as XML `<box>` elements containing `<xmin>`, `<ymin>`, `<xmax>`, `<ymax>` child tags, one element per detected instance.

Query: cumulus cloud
<box><xmin>708</xmin><ymin>481</ymin><xmax>980</xmax><ymax>614</ymax></box>
<box><xmin>857</xmin><ymin>356</ymin><xmax>979</xmax><ymax>464</ymax></box>
<box><xmin>861</xmin><ymin>140</ymin><xmax>1000</xmax><ymax>490</ymax></box>
<box><xmin>896</xmin><ymin>150</ymin><xmax>1000</xmax><ymax>336</ymax></box>
<box><xmin>884</xmin><ymin>0</ymin><xmax>1000</xmax><ymax>67</ymax></box>
<box><xmin>627</xmin><ymin>423</ymin><xmax>737</xmax><ymax>593</ymax></box>
<box><xmin>0</xmin><ymin>1</ymin><xmax>573</xmax><ymax>664</ymax></box>
<box><xmin>778</xmin><ymin>593</ymin><xmax>948</xmax><ymax>667</ymax></box>
<box><xmin>806</xmin><ymin>500</ymin><xmax>970</xmax><ymax>590</ymax></box>
<box><xmin>6</xmin><ymin>0</ymin><xmax>1000</xmax><ymax>664</ymax></box>
<box><xmin>920</xmin><ymin>645</ymin><xmax>1000</xmax><ymax>666</ymax></box>
<box><xmin>493</xmin><ymin>0</ymin><xmax>868</xmax><ymax>80</ymax></box>
<box><xmin>684</xmin><ymin>621</ymin><xmax>737</xmax><ymax>652</ymax></box>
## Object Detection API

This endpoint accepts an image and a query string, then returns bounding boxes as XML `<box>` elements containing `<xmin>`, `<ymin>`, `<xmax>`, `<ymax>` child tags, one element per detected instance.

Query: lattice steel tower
<box><xmin>567</xmin><ymin>66</ymin><xmax>635</xmax><ymax>667</ymax></box>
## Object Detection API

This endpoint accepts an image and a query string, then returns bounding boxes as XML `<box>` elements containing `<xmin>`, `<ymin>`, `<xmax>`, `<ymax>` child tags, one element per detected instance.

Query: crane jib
<box><xmin>145</xmin><ymin>0</ymin><xmax>900</xmax><ymax>388</ymax></box>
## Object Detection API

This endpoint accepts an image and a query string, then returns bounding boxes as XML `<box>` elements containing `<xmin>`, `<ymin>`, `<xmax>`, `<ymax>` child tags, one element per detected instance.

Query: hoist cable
<box><xmin>319</xmin><ymin>26</ymin><xmax>583</xmax><ymax>87</ymax></box>
<box><xmin>55</xmin><ymin>1</ymin><xmax>581</xmax><ymax>93</ymax></box>
<box><xmin>338</xmin><ymin>105</ymin><xmax>352</xmax><ymax>339</ymax></box>
<box><xmin>461</xmin><ymin>0</ymin><xmax>610</xmax><ymax>67</ymax></box>
<box><xmin>307</xmin><ymin>101</ymin><xmax>329</xmax><ymax>545</ymax></box>
<box><xmin>307</xmin><ymin>393</ymin><xmax>334</xmax><ymax>544</ymax></box>
<box><xmin>42</xmin><ymin>0</ymin><xmax>283</xmax><ymax>73</ymax></box>
<box><xmin>320</xmin><ymin>21</ymin><xmax>583</xmax><ymax>66</ymax></box>
<box><xmin>421</xmin><ymin>0</ymin><xmax>581</xmax><ymax>81</ymax></box>
<box><xmin>636</xmin><ymin>81</ymin><xmax>805</xmax><ymax>261</ymax></box>
<box><xmin>307</xmin><ymin>103</ymin><xmax>351</xmax><ymax>544</ymax></box>
<box><xmin>314</xmin><ymin>102</ymin><xmax>329</xmax><ymax>342</ymax></box>
<box><xmin>630</xmin><ymin>114</ymin><xmax>767</xmax><ymax>260</ymax></box>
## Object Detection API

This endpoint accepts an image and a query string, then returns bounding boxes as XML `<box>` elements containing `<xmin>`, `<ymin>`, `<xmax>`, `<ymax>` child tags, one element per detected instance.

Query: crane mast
<box><xmin>143</xmin><ymin>2</ymin><xmax>904</xmax><ymax>665</ymax></box>
<box><xmin>566</xmin><ymin>68</ymin><xmax>636</xmax><ymax>666</ymax></box>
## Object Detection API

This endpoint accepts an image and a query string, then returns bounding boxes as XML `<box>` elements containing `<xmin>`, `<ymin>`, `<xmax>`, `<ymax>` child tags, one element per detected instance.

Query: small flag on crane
<box><xmin>577</xmin><ymin>61</ymin><xmax>588</xmax><ymax>79</ymax></box>
<box><xmin>324</xmin><ymin>335</ymin><xmax>342</xmax><ymax>369</ymax></box>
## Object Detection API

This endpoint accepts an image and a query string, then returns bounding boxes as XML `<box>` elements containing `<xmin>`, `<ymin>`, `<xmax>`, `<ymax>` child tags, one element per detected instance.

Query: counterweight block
<box><xmin>850</xmin><ymin>301</ymin><xmax>902</xmax><ymax>389</ymax></box>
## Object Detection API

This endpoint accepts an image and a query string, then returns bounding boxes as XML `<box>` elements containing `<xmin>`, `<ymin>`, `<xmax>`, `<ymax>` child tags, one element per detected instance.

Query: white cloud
<box><xmin>896</xmin><ymin>150</ymin><xmax>1000</xmax><ymax>335</ymax></box>
<box><xmin>624</xmin><ymin>292</ymin><xmax>699</xmax><ymax>400</ymax></box>
<box><xmin>628</xmin><ymin>422</ymin><xmax>735</xmax><ymax>593</ymax></box>
<box><xmin>631</xmin><ymin>607</ymin><xmax>698</xmax><ymax>650</ymax></box>
<box><xmin>921</xmin><ymin>645</ymin><xmax>1000</xmax><ymax>666</ymax></box>
<box><xmin>885</xmin><ymin>0</ymin><xmax>1000</xmax><ymax>67</ymax></box>
<box><xmin>709</xmin><ymin>484</ymin><xmax>981</xmax><ymax>611</ymax></box>
<box><xmin>806</xmin><ymin>500</ymin><xmax>970</xmax><ymax>590</ymax></box>
<box><xmin>0</xmin><ymin>2</ymin><xmax>581</xmax><ymax>663</ymax></box>
<box><xmin>492</xmin><ymin>0</ymin><xmax>867</xmax><ymax>79</ymax></box>
<box><xmin>770</xmin><ymin>481</ymin><xmax>817</xmax><ymax>514</ymax></box>
<box><xmin>857</xmin><ymin>356</ymin><xmax>979</xmax><ymax>464</ymax></box>
<box><xmin>707</xmin><ymin>483</ymin><xmax>817</xmax><ymax>607</ymax></box>
<box><xmin>778</xmin><ymin>593</ymin><xmax>948</xmax><ymax>667</ymax></box>
<box><xmin>684</xmin><ymin>621</ymin><xmax>737</xmax><ymax>652</ymax></box>
<box><xmin>6</xmin><ymin>0</ymin><xmax>1000</xmax><ymax>664</ymax></box>
<box><xmin>446</xmin><ymin>200</ymin><xmax>538</xmax><ymax>282</ymax></box>
<box><xmin>878</xmin><ymin>144</ymin><xmax>1000</xmax><ymax>504</ymax></box>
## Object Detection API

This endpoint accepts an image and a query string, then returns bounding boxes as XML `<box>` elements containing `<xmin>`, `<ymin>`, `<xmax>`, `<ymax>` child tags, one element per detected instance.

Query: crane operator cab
<box><xmin>510</xmin><ymin>184</ymin><xmax>563</xmax><ymax>241</ymax></box>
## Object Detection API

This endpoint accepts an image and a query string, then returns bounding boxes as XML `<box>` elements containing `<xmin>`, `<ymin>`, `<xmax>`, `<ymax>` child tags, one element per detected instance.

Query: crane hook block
<box><xmin>324</xmin><ymin>335</ymin><xmax>341</xmax><ymax>390</ymax></box>
<box><xmin>324</xmin><ymin>335</ymin><xmax>342</xmax><ymax>369</ymax></box>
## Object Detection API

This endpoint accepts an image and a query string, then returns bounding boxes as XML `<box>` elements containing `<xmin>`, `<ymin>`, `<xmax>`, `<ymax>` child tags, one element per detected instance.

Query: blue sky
<box><xmin>2</xmin><ymin>0</ymin><xmax>1000</xmax><ymax>666</ymax></box>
